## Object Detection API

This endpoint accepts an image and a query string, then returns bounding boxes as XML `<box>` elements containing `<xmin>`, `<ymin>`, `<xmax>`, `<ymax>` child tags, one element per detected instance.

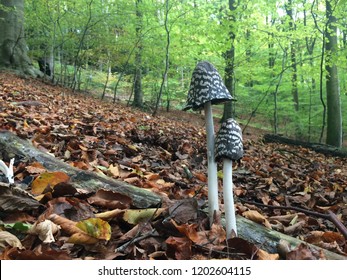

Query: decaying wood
<box><xmin>0</xmin><ymin>131</ymin><xmax>162</xmax><ymax>209</ymax></box>
<box><xmin>263</xmin><ymin>134</ymin><xmax>347</xmax><ymax>158</ymax></box>
<box><xmin>240</xmin><ymin>198</ymin><xmax>347</xmax><ymax>240</ymax></box>
<box><xmin>234</xmin><ymin>215</ymin><xmax>347</xmax><ymax>260</ymax></box>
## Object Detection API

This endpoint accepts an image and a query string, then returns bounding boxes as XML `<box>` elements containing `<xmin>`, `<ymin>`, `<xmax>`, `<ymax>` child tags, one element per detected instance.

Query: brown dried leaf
<box><xmin>165</xmin><ymin>236</ymin><xmax>192</xmax><ymax>260</ymax></box>
<box><xmin>242</xmin><ymin>210</ymin><xmax>271</xmax><ymax>228</ymax></box>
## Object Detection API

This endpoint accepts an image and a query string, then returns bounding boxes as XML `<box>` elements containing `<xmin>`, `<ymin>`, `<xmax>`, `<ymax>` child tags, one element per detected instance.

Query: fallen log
<box><xmin>234</xmin><ymin>215</ymin><xmax>347</xmax><ymax>260</ymax></box>
<box><xmin>0</xmin><ymin>131</ymin><xmax>161</xmax><ymax>209</ymax></box>
<box><xmin>263</xmin><ymin>134</ymin><xmax>347</xmax><ymax>158</ymax></box>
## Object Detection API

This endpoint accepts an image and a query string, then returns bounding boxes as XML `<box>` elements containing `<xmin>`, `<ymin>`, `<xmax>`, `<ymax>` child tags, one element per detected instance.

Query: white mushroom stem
<box><xmin>0</xmin><ymin>158</ymin><xmax>14</xmax><ymax>184</ymax></box>
<box><xmin>204</xmin><ymin>102</ymin><xmax>219</xmax><ymax>224</ymax></box>
<box><xmin>223</xmin><ymin>158</ymin><xmax>237</xmax><ymax>238</ymax></box>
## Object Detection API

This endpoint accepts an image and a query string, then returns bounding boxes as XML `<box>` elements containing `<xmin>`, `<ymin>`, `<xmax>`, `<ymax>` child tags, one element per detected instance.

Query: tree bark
<box><xmin>153</xmin><ymin>0</ymin><xmax>170</xmax><ymax>117</ymax></box>
<box><xmin>0</xmin><ymin>131</ymin><xmax>162</xmax><ymax>209</ymax></box>
<box><xmin>0</xmin><ymin>0</ymin><xmax>39</xmax><ymax>76</ymax></box>
<box><xmin>222</xmin><ymin>0</ymin><xmax>237</xmax><ymax>121</ymax></box>
<box><xmin>133</xmin><ymin>0</ymin><xmax>144</xmax><ymax>109</ymax></box>
<box><xmin>285</xmin><ymin>0</ymin><xmax>299</xmax><ymax>113</ymax></box>
<box><xmin>234</xmin><ymin>215</ymin><xmax>346</xmax><ymax>260</ymax></box>
<box><xmin>325</xmin><ymin>0</ymin><xmax>342</xmax><ymax>148</ymax></box>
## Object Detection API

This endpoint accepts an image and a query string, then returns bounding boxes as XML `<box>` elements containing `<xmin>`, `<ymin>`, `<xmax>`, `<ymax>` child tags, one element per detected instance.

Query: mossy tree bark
<box><xmin>222</xmin><ymin>0</ymin><xmax>237</xmax><ymax>121</ymax></box>
<box><xmin>0</xmin><ymin>0</ymin><xmax>39</xmax><ymax>76</ymax></box>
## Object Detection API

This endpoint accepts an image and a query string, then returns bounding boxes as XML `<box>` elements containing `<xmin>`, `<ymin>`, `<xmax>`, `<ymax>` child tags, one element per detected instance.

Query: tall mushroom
<box><xmin>215</xmin><ymin>118</ymin><xmax>243</xmax><ymax>238</ymax></box>
<box><xmin>183</xmin><ymin>61</ymin><xmax>235</xmax><ymax>223</ymax></box>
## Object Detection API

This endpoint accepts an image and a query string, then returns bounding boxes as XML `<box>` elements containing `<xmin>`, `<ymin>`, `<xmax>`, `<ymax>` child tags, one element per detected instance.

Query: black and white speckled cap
<box><xmin>215</xmin><ymin>118</ymin><xmax>243</xmax><ymax>161</ymax></box>
<box><xmin>183</xmin><ymin>61</ymin><xmax>235</xmax><ymax>111</ymax></box>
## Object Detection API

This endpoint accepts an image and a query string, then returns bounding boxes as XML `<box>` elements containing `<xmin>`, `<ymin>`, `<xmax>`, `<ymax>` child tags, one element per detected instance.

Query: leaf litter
<box><xmin>0</xmin><ymin>72</ymin><xmax>347</xmax><ymax>260</ymax></box>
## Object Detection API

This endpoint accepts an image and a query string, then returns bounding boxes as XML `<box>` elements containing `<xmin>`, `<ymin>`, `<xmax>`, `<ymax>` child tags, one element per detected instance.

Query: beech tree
<box><xmin>325</xmin><ymin>0</ymin><xmax>342</xmax><ymax>147</ymax></box>
<box><xmin>0</xmin><ymin>0</ymin><xmax>39</xmax><ymax>76</ymax></box>
<box><xmin>133</xmin><ymin>0</ymin><xmax>144</xmax><ymax>108</ymax></box>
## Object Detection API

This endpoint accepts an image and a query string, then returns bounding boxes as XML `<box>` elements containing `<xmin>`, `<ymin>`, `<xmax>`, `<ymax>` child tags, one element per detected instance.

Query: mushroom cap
<box><xmin>183</xmin><ymin>61</ymin><xmax>235</xmax><ymax>111</ymax></box>
<box><xmin>215</xmin><ymin>118</ymin><xmax>243</xmax><ymax>161</ymax></box>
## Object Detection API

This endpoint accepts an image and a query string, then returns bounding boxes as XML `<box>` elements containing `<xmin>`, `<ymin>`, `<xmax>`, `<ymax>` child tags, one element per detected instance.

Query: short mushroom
<box><xmin>183</xmin><ymin>61</ymin><xmax>235</xmax><ymax>223</ymax></box>
<box><xmin>0</xmin><ymin>158</ymin><xmax>14</xmax><ymax>184</ymax></box>
<box><xmin>215</xmin><ymin>118</ymin><xmax>243</xmax><ymax>238</ymax></box>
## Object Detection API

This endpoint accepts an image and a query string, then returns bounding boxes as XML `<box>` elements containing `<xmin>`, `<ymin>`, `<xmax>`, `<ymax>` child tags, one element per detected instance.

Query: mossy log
<box><xmin>0</xmin><ymin>131</ymin><xmax>162</xmax><ymax>208</ymax></box>
<box><xmin>234</xmin><ymin>215</ymin><xmax>347</xmax><ymax>260</ymax></box>
<box><xmin>263</xmin><ymin>134</ymin><xmax>347</xmax><ymax>157</ymax></box>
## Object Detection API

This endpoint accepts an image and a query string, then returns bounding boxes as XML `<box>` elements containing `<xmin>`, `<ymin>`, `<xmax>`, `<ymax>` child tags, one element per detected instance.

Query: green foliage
<box><xmin>23</xmin><ymin>0</ymin><xmax>346</xmax><ymax>144</ymax></box>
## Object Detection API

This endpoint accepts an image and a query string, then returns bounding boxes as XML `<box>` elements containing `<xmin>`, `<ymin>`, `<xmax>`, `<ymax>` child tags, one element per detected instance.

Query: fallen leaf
<box><xmin>76</xmin><ymin>217</ymin><xmax>111</xmax><ymax>240</ymax></box>
<box><xmin>242</xmin><ymin>210</ymin><xmax>271</xmax><ymax>228</ymax></box>
<box><xmin>27</xmin><ymin>220</ymin><xmax>61</xmax><ymax>243</ymax></box>
<box><xmin>87</xmin><ymin>189</ymin><xmax>132</xmax><ymax>209</ymax></box>
<box><xmin>123</xmin><ymin>208</ymin><xmax>166</xmax><ymax>225</ymax></box>
<box><xmin>0</xmin><ymin>231</ymin><xmax>25</xmax><ymax>250</ymax></box>
<box><xmin>31</xmin><ymin>171</ymin><xmax>70</xmax><ymax>195</ymax></box>
<box><xmin>165</xmin><ymin>236</ymin><xmax>192</xmax><ymax>260</ymax></box>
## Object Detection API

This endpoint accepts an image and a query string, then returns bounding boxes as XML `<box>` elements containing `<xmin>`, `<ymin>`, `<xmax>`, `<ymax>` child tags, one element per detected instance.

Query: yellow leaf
<box><xmin>76</xmin><ymin>218</ymin><xmax>111</xmax><ymax>240</ymax></box>
<box><xmin>67</xmin><ymin>232</ymin><xmax>99</xmax><ymax>245</ymax></box>
<box><xmin>127</xmin><ymin>144</ymin><xmax>138</xmax><ymax>151</ymax></box>
<box><xmin>95</xmin><ymin>209</ymin><xmax>125</xmax><ymax>221</ymax></box>
<box><xmin>123</xmin><ymin>208</ymin><xmax>165</xmax><ymax>225</ymax></box>
<box><xmin>31</xmin><ymin>172</ymin><xmax>70</xmax><ymax>195</ymax></box>
<box><xmin>108</xmin><ymin>164</ymin><xmax>120</xmax><ymax>177</ymax></box>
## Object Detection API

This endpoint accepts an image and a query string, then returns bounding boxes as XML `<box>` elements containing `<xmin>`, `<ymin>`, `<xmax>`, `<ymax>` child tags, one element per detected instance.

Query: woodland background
<box><xmin>1</xmin><ymin>0</ymin><xmax>346</xmax><ymax>146</ymax></box>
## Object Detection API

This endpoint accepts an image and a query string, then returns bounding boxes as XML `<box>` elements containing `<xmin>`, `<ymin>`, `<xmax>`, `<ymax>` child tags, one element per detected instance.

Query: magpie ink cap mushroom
<box><xmin>214</xmin><ymin>118</ymin><xmax>243</xmax><ymax>238</ymax></box>
<box><xmin>215</xmin><ymin>118</ymin><xmax>243</xmax><ymax>162</ymax></box>
<box><xmin>183</xmin><ymin>61</ymin><xmax>236</xmax><ymax>111</ymax></box>
<box><xmin>182</xmin><ymin>61</ymin><xmax>235</xmax><ymax>224</ymax></box>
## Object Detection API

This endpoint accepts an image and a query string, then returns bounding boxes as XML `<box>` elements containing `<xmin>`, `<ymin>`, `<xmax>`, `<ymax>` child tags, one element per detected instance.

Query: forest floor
<box><xmin>0</xmin><ymin>71</ymin><xmax>347</xmax><ymax>260</ymax></box>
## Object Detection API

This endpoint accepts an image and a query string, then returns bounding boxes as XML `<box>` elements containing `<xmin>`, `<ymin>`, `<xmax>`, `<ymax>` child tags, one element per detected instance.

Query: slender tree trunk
<box><xmin>153</xmin><ymin>0</ymin><xmax>170</xmax><ymax>117</ymax></box>
<box><xmin>0</xmin><ymin>0</ymin><xmax>39</xmax><ymax>76</ymax></box>
<box><xmin>71</xmin><ymin>0</ymin><xmax>94</xmax><ymax>92</ymax></box>
<box><xmin>222</xmin><ymin>0</ymin><xmax>237</xmax><ymax>121</ymax></box>
<box><xmin>133</xmin><ymin>0</ymin><xmax>144</xmax><ymax>108</ymax></box>
<box><xmin>325</xmin><ymin>0</ymin><xmax>342</xmax><ymax>147</ymax></box>
<box><xmin>304</xmin><ymin>2</ymin><xmax>317</xmax><ymax>142</ymax></box>
<box><xmin>285</xmin><ymin>0</ymin><xmax>299</xmax><ymax>112</ymax></box>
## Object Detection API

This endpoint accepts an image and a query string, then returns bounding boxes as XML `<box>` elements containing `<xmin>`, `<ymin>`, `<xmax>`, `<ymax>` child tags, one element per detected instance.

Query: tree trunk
<box><xmin>285</xmin><ymin>0</ymin><xmax>299</xmax><ymax>113</ymax></box>
<box><xmin>153</xmin><ymin>0</ymin><xmax>170</xmax><ymax>117</ymax></box>
<box><xmin>325</xmin><ymin>0</ymin><xmax>342</xmax><ymax>148</ymax></box>
<box><xmin>222</xmin><ymin>0</ymin><xmax>237</xmax><ymax>121</ymax></box>
<box><xmin>133</xmin><ymin>0</ymin><xmax>144</xmax><ymax>109</ymax></box>
<box><xmin>0</xmin><ymin>0</ymin><xmax>39</xmax><ymax>76</ymax></box>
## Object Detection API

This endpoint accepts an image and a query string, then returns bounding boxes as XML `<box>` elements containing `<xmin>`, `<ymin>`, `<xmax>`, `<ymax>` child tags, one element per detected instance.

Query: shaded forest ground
<box><xmin>0</xmin><ymin>71</ymin><xmax>346</xmax><ymax>260</ymax></box>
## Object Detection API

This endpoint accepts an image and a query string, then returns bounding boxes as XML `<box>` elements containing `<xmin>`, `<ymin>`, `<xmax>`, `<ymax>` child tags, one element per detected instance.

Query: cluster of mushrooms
<box><xmin>183</xmin><ymin>61</ymin><xmax>243</xmax><ymax>239</ymax></box>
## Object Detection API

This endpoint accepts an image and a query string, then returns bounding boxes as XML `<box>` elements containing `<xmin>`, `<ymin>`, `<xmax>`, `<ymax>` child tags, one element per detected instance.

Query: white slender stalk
<box><xmin>223</xmin><ymin>158</ymin><xmax>237</xmax><ymax>238</ymax></box>
<box><xmin>0</xmin><ymin>158</ymin><xmax>14</xmax><ymax>184</ymax></box>
<box><xmin>204</xmin><ymin>102</ymin><xmax>219</xmax><ymax>224</ymax></box>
